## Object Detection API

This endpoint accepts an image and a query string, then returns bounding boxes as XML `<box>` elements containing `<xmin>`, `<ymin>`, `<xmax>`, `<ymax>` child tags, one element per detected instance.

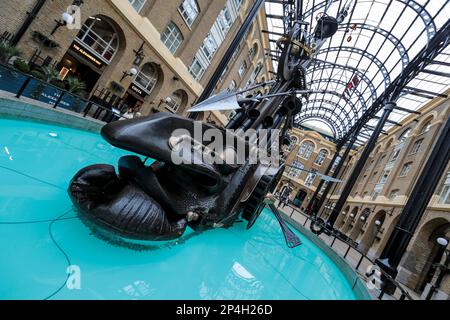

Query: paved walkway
<box><xmin>276</xmin><ymin>201</ymin><xmax>420</xmax><ymax>300</ymax></box>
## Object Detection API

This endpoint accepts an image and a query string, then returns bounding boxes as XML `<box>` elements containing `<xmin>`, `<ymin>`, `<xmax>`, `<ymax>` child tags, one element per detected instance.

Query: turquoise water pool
<box><xmin>0</xmin><ymin>117</ymin><xmax>361</xmax><ymax>300</ymax></box>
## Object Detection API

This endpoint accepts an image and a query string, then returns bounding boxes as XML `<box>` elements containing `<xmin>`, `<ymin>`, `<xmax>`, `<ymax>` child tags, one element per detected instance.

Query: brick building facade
<box><xmin>0</xmin><ymin>0</ymin><xmax>272</xmax><ymax>126</ymax></box>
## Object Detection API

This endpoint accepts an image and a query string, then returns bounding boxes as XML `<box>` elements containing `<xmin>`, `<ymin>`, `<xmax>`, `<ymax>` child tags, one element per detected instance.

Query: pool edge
<box><xmin>282</xmin><ymin>213</ymin><xmax>373</xmax><ymax>300</ymax></box>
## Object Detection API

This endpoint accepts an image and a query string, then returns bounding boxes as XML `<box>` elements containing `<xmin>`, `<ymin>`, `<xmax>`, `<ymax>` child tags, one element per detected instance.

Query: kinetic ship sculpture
<box><xmin>69</xmin><ymin>8</ymin><xmax>346</xmax><ymax>247</ymax></box>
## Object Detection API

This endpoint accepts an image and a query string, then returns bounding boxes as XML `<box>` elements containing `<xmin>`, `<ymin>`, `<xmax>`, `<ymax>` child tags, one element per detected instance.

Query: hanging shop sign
<box><xmin>70</xmin><ymin>42</ymin><xmax>105</xmax><ymax>68</ymax></box>
<box><xmin>129</xmin><ymin>84</ymin><xmax>148</xmax><ymax>98</ymax></box>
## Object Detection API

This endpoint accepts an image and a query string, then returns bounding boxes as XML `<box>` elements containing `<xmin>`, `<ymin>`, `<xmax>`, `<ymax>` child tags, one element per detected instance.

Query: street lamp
<box><xmin>120</xmin><ymin>67</ymin><xmax>138</xmax><ymax>82</ymax></box>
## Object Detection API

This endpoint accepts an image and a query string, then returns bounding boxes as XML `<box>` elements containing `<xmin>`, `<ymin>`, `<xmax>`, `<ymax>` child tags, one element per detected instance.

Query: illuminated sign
<box><xmin>130</xmin><ymin>84</ymin><xmax>148</xmax><ymax>98</ymax></box>
<box><xmin>70</xmin><ymin>42</ymin><xmax>105</xmax><ymax>68</ymax></box>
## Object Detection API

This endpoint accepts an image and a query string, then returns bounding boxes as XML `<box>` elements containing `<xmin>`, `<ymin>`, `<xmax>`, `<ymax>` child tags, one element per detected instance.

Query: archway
<box><xmin>341</xmin><ymin>207</ymin><xmax>358</xmax><ymax>233</ymax></box>
<box><xmin>401</xmin><ymin>218</ymin><xmax>450</xmax><ymax>293</ymax></box>
<box><xmin>359</xmin><ymin>210</ymin><xmax>387</xmax><ymax>255</ymax></box>
<box><xmin>293</xmin><ymin>189</ymin><xmax>307</xmax><ymax>209</ymax></box>
<box><xmin>350</xmin><ymin>208</ymin><xmax>371</xmax><ymax>241</ymax></box>
<box><xmin>336</xmin><ymin>205</ymin><xmax>351</xmax><ymax>228</ymax></box>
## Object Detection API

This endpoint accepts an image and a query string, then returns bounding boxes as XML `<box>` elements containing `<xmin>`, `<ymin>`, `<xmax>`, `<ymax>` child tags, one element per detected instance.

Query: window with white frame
<box><xmin>438</xmin><ymin>172</ymin><xmax>450</xmax><ymax>204</ymax></box>
<box><xmin>245</xmin><ymin>62</ymin><xmax>263</xmax><ymax>87</ymax></box>
<box><xmin>179</xmin><ymin>0</ymin><xmax>200</xmax><ymax>28</ymax></box>
<box><xmin>189</xmin><ymin>56</ymin><xmax>206</xmax><ymax>80</ymax></box>
<box><xmin>389</xmin><ymin>148</ymin><xmax>401</xmax><ymax>163</ymax></box>
<box><xmin>332</xmin><ymin>156</ymin><xmax>342</xmax><ymax>171</ymax></box>
<box><xmin>298</xmin><ymin>141</ymin><xmax>314</xmax><ymax>160</ymax></box>
<box><xmin>378</xmin><ymin>169</ymin><xmax>391</xmax><ymax>184</ymax></box>
<box><xmin>238</xmin><ymin>60</ymin><xmax>248</xmax><ymax>78</ymax></box>
<box><xmin>289</xmin><ymin>161</ymin><xmax>304</xmax><ymax>179</ymax></box>
<box><xmin>161</xmin><ymin>22</ymin><xmax>184</xmax><ymax>54</ymax></box>
<box><xmin>287</xmin><ymin>136</ymin><xmax>298</xmax><ymax>152</ymax></box>
<box><xmin>420</xmin><ymin>120</ymin><xmax>432</xmax><ymax>135</ymax></box>
<box><xmin>399</xmin><ymin>128</ymin><xmax>412</xmax><ymax>143</ymax></box>
<box><xmin>188</xmin><ymin>0</ymin><xmax>242</xmax><ymax>80</ymax></box>
<box><xmin>371</xmin><ymin>191</ymin><xmax>380</xmax><ymax>201</ymax></box>
<box><xmin>399</xmin><ymin>162</ymin><xmax>413</xmax><ymax>177</ymax></box>
<box><xmin>228</xmin><ymin>80</ymin><xmax>237</xmax><ymax>92</ymax></box>
<box><xmin>389</xmin><ymin>189</ymin><xmax>399</xmax><ymax>200</ymax></box>
<box><xmin>128</xmin><ymin>0</ymin><xmax>146</xmax><ymax>13</ymax></box>
<box><xmin>76</xmin><ymin>16</ymin><xmax>119</xmax><ymax>63</ymax></box>
<box><xmin>165</xmin><ymin>91</ymin><xmax>184</xmax><ymax>113</ymax></box>
<box><xmin>133</xmin><ymin>63</ymin><xmax>158</xmax><ymax>93</ymax></box>
<box><xmin>305</xmin><ymin>171</ymin><xmax>317</xmax><ymax>187</ymax></box>
<box><xmin>410</xmin><ymin>139</ymin><xmax>423</xmax><ymax>155</ymax></box>
<box><xmin>315</xmin><ymin>149</ymin><xmax>328</xmax><ymax>166</ymax></box>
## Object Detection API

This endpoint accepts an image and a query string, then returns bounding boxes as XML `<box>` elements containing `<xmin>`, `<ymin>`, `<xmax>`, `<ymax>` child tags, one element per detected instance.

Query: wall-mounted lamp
<box><xmin>51</xmin><ymin>1</ymin><xmax>83</xmax><ymax>36</ymax></box>
<box><xmin>437</xmin><ymin>237</ymin><xmax>449</xmax><ymax>247</ymax></box>
<box><xmin>120</xmin><ymin>67</ymin><xmax>138</xmax><ymax>82</ymax></box>
<box><xmin>158</xmin><ymin>97</ymin><xmax>173</xmax><ymax>109</ymax></box>
<box><xmin>350</xmin><ymin>213</ymin><xmax>355</xmax><ymax>218</ymax></box>
<box><xmin>51</xmin><ymin>12</ymin><xmax>75</xmax><ymax>35</ymax></box>
<box><xmin>360</xmin><ymin>216</ymin><xmax>366</xmax><ymax>222</ymax></box>
<box><xmin>375</xmin><ymin>220</ymin><xmax>382</xmax><ymax>226</ymax></box>
<box><xmin>342</xmin><ymin>212</ymin><xmax>346</xmax><ymax>216</ymax></box>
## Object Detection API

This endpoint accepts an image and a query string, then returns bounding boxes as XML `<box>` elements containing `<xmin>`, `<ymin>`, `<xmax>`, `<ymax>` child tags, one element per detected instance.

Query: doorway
<box><xmin>293</xmin><ymin>190</ymin><xmax>307</xmax><ymax>208</ymax></box>
<box><xmin>58</xmin><ymin>51</ymin><xmax>102</xmax><ymax>94</ymax></box>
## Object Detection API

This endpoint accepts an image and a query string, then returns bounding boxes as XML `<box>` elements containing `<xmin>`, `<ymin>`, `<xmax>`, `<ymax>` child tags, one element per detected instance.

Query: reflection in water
<box><xmin>199</xmin><ymin>261</ymin><xmax>263</xmax><ymax>300</ymax></box>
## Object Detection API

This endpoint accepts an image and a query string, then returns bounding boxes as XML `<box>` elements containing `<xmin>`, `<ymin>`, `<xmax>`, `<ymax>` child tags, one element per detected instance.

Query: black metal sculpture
<box><xmin>68</xmin><ymin>4</ymin><xmax>343</xmax><ymax>247</ymax></box>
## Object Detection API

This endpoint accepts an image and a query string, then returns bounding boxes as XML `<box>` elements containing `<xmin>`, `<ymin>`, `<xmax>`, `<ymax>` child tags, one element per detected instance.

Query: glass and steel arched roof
<box><xmin>264</xmin><ymin>0</ymin><xmax>450</xmax><ymax>143</ymax></box>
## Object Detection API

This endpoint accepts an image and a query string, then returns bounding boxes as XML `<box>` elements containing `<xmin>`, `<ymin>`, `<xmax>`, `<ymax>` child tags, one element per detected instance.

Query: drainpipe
<box><xmin>11</xmin><ymin>0</ymin><xmax>47</xmax><ymax>46</ymax></box>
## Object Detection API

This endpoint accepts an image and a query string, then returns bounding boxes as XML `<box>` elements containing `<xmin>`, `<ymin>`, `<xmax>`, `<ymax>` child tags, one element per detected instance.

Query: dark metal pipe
<box><xmin>11</xmin><ymin>0</ymin><xmax>47</xmax><ymax>46</ymax></box>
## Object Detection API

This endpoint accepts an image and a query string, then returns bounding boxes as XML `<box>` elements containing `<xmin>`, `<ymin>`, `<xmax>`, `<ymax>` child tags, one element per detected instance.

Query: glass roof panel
<box><xmin>264</xmin><ymin>0</ymin><xmax>450</xmax><ymax>140</ymax></box>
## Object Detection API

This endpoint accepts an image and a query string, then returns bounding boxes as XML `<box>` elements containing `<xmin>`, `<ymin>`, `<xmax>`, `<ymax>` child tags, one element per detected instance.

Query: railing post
<box><xmin>356</xmin><ymin>255</ymin><xmax>364</xmax><ymax>270</ymax></box>
<box><xmin>53</xmin><ymin>91</ymin><xmax>65</xmax><ymax>108</ymax></box>
<box><xmin>16</xmin><ymin>77</ymin><xmax>31</xmax><ymax>98</ymax></box>
<box><xmin>83</xmin><ymin>101</ymin><xmax>93</xmax><ymax>117</ymax></box>
<box><xmin>331</xmin><ymin>236</ymin><xmax>337</xmax><ymax>248</ymax></box>
<box><xmin>344</xmin><ymin>245</ymin><xmax>351</xmax><ymax>258</ymax></box>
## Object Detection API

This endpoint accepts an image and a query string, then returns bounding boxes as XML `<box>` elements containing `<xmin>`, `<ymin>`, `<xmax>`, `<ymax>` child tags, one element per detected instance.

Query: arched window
<box><xmin>315</xmin><ymin>149</ymin><xmax>328</xmax><ymax>166</ymax></box>
<box><xmin>228</xmin><ymin>80</ymin><xmax>237</xmax><ymax>92</ymax></box>
<box><xmin>179</xmin><ymin>0</ymin><xmax>200</xmax><ymax>27</ymax></box>
<box><xmin>298</xmin><ymin>141</ymin><xmax>314</xmax><ymax>159</ymax></box>
<box><xmin>246</xmin><ymin>62</ymin><xmax>263</xmax><ymax>87</ymax></box>
<box><xmin>248</xmin><ymin>43</ymin><xmax>258</xmax><ymax>60</ymax></box>
<box><xmin>399</xmin><ymin>128</ymin><xmax>411</xmax><ymax>143</ymax></box>
<box><xmin>238</xmin><ymin>60</ymin><xmax>248</xmax><ymax>78</ymax></box>
<box><xmin>133</xmin><ymin>63</ymin><xmax>159</xmax><ymax>93</ymax></box>
<box><xmin>76</xmin><ymin>16</ymin><xmax>119</xmax><ymax>63</ymax></box>
<box><xmin>165</xmin><ymin>90</ymin><xmax>186</xmax><ymax>113</ymax></box>
<box><xmin>420</xmin><ymin>119</ymin><xmax>432</xmax><ymax>135</ymax></box>
<box><xmin>161</xmin><ymin>22</ymin><xmax>184</xmax><ymax>54</ymax></box>
<box><xmin>305</xmin><ymin>170</ymin><xmax>317</xmax><ymax>187</ymax></box>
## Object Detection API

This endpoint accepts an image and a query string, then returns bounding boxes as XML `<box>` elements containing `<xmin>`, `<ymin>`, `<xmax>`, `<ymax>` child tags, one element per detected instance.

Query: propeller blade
<box><xmin>268</xmin><ymin>203</ymin><xmax>302</xmax><ymax>248</ymax></box>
